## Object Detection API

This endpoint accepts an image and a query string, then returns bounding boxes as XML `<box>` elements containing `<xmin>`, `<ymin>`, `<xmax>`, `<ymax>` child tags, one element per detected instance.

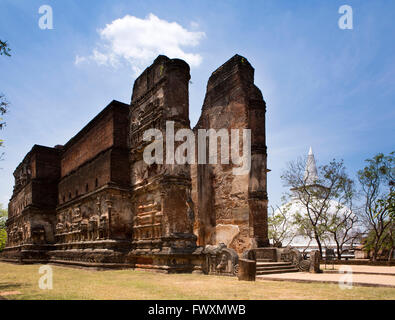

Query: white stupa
<box><xmin>273</xmin><ymin>147</ymin><xmax>357</xmax><ymax>254</ymax></box>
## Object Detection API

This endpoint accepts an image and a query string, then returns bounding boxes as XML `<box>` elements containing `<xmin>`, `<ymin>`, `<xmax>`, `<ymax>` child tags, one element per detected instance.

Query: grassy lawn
<box><xmin>1</xmin><ymin>262</ymin><xmax>395</xmax><ymax>300</ymax></box>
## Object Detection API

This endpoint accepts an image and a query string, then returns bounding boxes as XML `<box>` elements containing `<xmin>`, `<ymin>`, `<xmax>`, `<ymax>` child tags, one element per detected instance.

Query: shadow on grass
<box><xmin>0</xmin><ymin>283</ymin><xmax>26</xmax><ymax>300</ymax></box>
<box><xmin>0</xmin><ymin>283</ymin><xmax>23</xmax><ymax>291</ymax></box>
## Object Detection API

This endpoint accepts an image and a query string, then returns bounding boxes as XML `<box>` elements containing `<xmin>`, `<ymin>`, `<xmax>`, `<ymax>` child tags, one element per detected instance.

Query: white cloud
<box><xmin>74</xmin><ymin>55</ymin><xmax>87</xmax><ymax>65</ymax></box>
<box><xmin>76</xmin><ymin>13</ymin><xmax>205</xmax><ymax>73</ymax></box>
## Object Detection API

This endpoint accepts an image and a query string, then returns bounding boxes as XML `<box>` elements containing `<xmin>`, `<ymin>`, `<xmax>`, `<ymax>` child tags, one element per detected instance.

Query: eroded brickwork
<box><xmin>128</xmin><ymin>56</ymin><xmax>200</xmax><ymax>272</ymax></box>
<box><xmin>192</xmin><ymin>55</ymin><xmax>269</xmax><ymax>254</ymax></box>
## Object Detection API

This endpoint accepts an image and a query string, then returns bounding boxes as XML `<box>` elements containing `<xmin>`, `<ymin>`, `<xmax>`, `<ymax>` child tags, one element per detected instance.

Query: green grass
<box><xmin>1</xmin><ymin>262</ymin><xmax>395</xmax><ymax>300</ymax></box>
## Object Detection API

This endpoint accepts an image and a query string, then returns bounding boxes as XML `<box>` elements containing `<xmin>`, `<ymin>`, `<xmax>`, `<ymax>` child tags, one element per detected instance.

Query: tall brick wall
<box><xmin>58</xmin><ymin>151</ymin><xmax>112</xmax><ymax>204</ymax></box>
<box><xmin>61</xmin><ymin>111</ymin><xmax>114</xmax><ymax>178</ymax></box>
<box><xmin>58</xmin><ymin>101</ymin><xmax>130</xmax><ymax>205</ymax></box>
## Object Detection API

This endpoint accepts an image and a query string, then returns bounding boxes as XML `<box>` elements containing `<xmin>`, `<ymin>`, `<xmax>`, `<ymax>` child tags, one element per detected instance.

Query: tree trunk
<box><xmin>336</xmin><ymin>246</ymin><xmax>342</xmax><ymax>260</ymax></box>
<box><xmin>315</xmin><ymin>234</ymin><xmax>322</xmax><ymax>257</ymax></box>
<box><xmin>372</xmin><ymin>245</ymin><xmax>378</xmax><ymax>261</ymax></box>
<box><xmin>388</xmin><ymin>247</ymin><xmax>394</xmax><ymax>262</ymax></box>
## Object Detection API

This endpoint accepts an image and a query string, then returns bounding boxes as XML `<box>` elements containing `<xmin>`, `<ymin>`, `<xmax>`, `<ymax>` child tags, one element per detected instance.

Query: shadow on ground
<box><xmin>0</xmin><ymin>283</ymin><xmax>23</xmax><ymax>291</ymax></box>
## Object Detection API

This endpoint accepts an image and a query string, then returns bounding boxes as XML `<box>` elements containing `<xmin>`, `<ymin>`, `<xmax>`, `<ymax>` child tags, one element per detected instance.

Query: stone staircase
<box><xmin>255</xmin><ymin>258</ymin><xmax>299</xmax><ymax>275</ymax></box>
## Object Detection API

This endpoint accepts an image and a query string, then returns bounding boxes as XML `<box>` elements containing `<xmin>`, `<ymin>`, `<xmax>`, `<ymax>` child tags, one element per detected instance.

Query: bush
<box><xmin>0</xmin><ymin>228</ymin><xmax>6</xmax><ymax>251</ymax></box>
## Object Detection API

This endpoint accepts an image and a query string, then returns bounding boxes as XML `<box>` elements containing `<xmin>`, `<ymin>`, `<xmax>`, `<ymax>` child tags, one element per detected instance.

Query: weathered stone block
<box><xmin>309</xmin><ymin>250</ymin><xmax>322</xmax><ymax>273</ymax></box>
<box><xmin>238</xmin><ymin>258</ymin><xmax>256</xmax><ymax>281</ymax></box>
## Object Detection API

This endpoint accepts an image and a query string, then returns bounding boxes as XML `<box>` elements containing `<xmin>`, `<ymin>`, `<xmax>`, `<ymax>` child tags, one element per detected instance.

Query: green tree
<box><xmin>0</xmin><ymin>204</ymin><xmax>7</xmax><ymax>251</ymax></box>
<box><xmin>364</xmin><ymin>224</ymin><xmax>394</xmax><ymax>260</ymax></box>
<box><xmin>358</xmin><ymin>152</ymin><xmax>394</xmax><ymax>261</ymax></box>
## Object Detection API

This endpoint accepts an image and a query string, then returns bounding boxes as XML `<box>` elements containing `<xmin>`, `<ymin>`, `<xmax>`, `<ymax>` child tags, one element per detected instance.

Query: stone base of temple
<box><xmin>0</xmin><ymin>241</ymin><xmax>242</xmax><ymax>275</ymax></box>
<box><xmin>48</xmin><ymin>260</ymin><xmax>134</xmax><ymax>270</ymax></box>
<box><xmin>46</xmin><ymin>239</ymin><xmax>132</xmax><ymax>269</ymax></box>
<box><xmin>127</xmin><ymin>250</ymin><xmax>205</xmax><ymax>274</ymax></box>
<box><xmin>0</xmin><ymin>243</ymin><xmax>54</xmax><ymax>264</ymax></box>
<box><xmin>128</xmin><ymin>233</ymin><xmax>206</xmax><ymax>273</ymax></box>
<box><xmin>0</xmin><ymin>240</ymin><xmax>134</xmax><ymax>269</ymax></box>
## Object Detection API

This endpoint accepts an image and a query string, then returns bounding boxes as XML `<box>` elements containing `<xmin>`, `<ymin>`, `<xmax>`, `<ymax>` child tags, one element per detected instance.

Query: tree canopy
<box><xmin>0</xmin><ymin>204</ymin><xmax>7</xmax><ymax>251</ymax></box>
<box><xmin>358</xmin><ymin>151</ymin><xmax>394</xmax><ymax>260</ymax></box>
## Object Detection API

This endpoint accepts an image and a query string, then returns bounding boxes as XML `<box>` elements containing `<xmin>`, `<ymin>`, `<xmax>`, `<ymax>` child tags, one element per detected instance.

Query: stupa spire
<box><xmin>304</xmin><ymin>146</ymin><xmax>318</xmax><ymax>185</ymax></box>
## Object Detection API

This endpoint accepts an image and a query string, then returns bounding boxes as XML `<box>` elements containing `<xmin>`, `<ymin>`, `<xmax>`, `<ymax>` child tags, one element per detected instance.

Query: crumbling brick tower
<box><xmin>192</xmin><ymin>55</ymin><xmax>269</xmax><ymax>254</ymax></box>
<box><xmin>128</xmin><ymin>56</ymin><xmax>201</xmax><ymax>272</ymax></box>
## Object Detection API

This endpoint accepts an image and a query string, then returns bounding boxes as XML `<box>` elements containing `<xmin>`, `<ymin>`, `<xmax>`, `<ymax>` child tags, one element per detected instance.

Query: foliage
<box><xmin>0</xmin><ymin>229</ymin><xmax>6</xmax><ymax>251</ymax></box>
<box><xmin>364</xmin><ymin>227</ymin><xmax>393</xmax><ymax>252</ymax></box>
<box><xmin>358</xmin><ymin>152</ymin><xmax>394</xmax><ymax>260</ymax></box>
<box><xmin>0</xmin><ymin>204</ymin><xmax>7</xmax><ymax>251</ymax></box>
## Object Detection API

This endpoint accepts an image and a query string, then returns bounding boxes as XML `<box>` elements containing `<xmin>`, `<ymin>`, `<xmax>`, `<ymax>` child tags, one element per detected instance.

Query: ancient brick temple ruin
<box><xmin>1</xmin><ymin>54</ymin><xmax>270</xmax><ymax>273</ymax></box>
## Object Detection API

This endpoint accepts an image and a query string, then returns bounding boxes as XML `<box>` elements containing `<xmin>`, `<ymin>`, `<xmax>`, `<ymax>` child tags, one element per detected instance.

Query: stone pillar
<box><xmin>309</xmin><ymin>250</ymin><xmax>322</xmax><ymax>273</ymax></box>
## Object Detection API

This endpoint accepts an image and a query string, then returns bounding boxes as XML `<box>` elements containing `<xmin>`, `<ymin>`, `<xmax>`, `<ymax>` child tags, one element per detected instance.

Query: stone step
<box><xmin>256</xmin><ymin>258</ymin><xmax>273</xmax><ymax>262</ymax></box>
<box><xmin>256</xmin><ymin>268</ymin><xmax>299</xmax><ymax>275</ymax></box>
<box><xmin>256</xmin><ymin>261</ymin><xmax>293</xmax><ymax>267</ymax></box>
<box><xmin>256</xmin><ymin>264</ymin><xmax>297</xmax><ymax>271</ymax></box>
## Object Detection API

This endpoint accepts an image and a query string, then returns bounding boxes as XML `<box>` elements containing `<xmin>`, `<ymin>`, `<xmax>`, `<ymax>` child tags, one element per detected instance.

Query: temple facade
<box><xmin>1</xmin><ymin>54</ymin><xmax>269</xmax><ymax>272</ymax></box>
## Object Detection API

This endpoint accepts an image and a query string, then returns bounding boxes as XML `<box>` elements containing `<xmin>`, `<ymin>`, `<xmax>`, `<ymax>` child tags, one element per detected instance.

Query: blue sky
<box><xmin>0</xmin><ymin>0</ymin><xmax>394</xmax><ymax>207</ymax></box>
